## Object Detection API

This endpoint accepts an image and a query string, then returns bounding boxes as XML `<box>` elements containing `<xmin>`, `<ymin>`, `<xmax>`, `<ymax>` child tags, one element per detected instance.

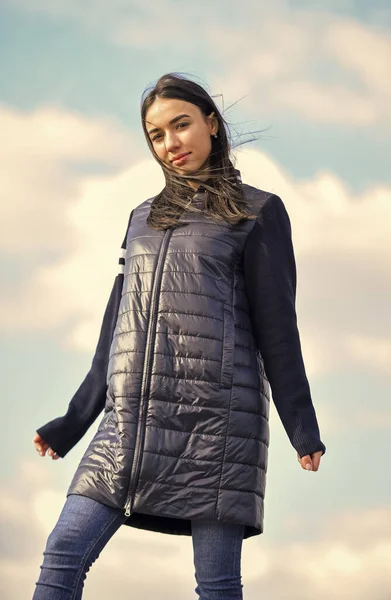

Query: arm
<box><xmin>243</xmin><ymin>194</ymin><xmax>326</xmax><ymax>458</ymax></box>
<box><xmin>35</xmin><ymin>210</ymin><xmax>133</xmax><ymax>458</ymax></box>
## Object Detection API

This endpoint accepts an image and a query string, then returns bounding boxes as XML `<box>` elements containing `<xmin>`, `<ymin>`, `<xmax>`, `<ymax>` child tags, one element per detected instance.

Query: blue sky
<box><xmin>1</xmin><ymin>1</ymin><xmax>391</xmax><ymax>189</ymax></box>
<box><xmin>1</xmin><ymin>1</ymin><xmax>390</xmax><ymax>598</ymax></box>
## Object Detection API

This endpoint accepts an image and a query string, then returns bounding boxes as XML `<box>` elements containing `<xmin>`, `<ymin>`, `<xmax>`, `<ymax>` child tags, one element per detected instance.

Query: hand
<box><xmin>297</xmin><ymin>450</ymin><xmax>322</xmax><ymax>472</ymax></box>
<box><xmin>33</xmin><ymin>433</ymin><xmax>60</xmax><ymax>460</ymax></box>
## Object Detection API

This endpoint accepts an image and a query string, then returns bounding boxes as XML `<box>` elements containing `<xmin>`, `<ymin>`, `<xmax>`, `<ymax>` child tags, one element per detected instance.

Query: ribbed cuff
<box><xmin>295</xmin><ymin>436</ymin><xmax>326</xmax><ymax>459</ymax></box>
<box><xmin>36</xmin><ymin>416</ymin><xmax>82</xmax><ymax>458</ymax></box>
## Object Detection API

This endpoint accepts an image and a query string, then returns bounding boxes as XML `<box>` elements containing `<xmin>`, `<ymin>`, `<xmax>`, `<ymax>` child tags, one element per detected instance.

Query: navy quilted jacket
<box><xmin>37</xmin><ymin>171</ymin><xmax>325</xmax><ymax>539</ymax></box>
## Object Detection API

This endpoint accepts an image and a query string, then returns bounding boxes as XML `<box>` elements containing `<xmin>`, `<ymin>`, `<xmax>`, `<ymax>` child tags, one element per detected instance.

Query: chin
<box><xmin>173</xmin><ymin>166</ymin><xmax>197</xmax><ymax>175</ymax></box>
<box><xmin>166</xmin><ymin>158</ymin><xmax>203</xmax><ymax>176</ymax></box>
<box><xmin>181</xmin><ymin>162</ymin><xmax>204</xmax><ymax>174</ymax></box>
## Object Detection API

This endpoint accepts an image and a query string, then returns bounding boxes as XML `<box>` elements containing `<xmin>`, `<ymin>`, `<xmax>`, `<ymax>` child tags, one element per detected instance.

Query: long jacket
<box><xmin>37</xmin><ymin>169</ymin><xmax>326</xmax><ymax>540</ymax></box>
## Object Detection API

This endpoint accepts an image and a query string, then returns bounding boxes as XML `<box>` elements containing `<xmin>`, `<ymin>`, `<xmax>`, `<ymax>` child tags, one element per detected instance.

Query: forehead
<box><xmin>145</xmin><ymin>98</ymin><xmax>198</xmax><ymax>127</ymax></box>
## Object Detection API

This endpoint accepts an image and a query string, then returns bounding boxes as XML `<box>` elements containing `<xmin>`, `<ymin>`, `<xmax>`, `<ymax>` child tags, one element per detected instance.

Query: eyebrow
<box><xmin>147</xmin><ymin>113</ymin><xmax>191</xmax><ymax>136</ymax></box>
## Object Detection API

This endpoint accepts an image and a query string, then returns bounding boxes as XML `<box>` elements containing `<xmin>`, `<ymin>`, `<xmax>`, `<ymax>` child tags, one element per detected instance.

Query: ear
<box><xmin>207</xmin><ymin>111</ymin><xmax>219</xmax><ymax>136</ymax></box>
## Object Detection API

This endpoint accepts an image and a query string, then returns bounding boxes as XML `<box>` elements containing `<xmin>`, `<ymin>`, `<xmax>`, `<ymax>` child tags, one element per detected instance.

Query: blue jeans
<box><xmin>33</xmin><ymin>494</ymin><xmax>245</xmax><ymax>599</ymax></box>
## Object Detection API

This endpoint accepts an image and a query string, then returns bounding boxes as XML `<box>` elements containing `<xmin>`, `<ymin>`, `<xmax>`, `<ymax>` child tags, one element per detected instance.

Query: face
<box><xmin>145</xmin><ymin>97</ymin><xmax>218</xmax><ymax>185</ymax></box>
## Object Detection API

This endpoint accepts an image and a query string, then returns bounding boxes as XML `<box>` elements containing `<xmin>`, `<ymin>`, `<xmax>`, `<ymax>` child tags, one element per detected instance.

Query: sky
<box><xmin>1</xmin><ymin>0</ymin><xmax>391</xmax><ymax>598</ymax></box>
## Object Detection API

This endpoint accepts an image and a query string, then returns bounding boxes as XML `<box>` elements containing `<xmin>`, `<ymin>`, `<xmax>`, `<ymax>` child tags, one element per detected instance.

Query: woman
<box><xmin>32</xmin><ymin>73</ymin><xmax>326</xmax><ymax>599</ymax></box>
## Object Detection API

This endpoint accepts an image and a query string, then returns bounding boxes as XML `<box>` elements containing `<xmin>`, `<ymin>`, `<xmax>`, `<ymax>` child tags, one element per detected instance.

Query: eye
<box><xmin>151</xmin><ymin>122</ymin><xmax>189</xmax><ymax>142</ymax></box>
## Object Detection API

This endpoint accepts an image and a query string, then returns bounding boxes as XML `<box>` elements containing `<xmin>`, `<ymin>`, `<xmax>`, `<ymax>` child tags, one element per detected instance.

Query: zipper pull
<box><xmin>124</xmin><ymin>499</ymin><xmax>132</xmax><ymax>517</ymax></box>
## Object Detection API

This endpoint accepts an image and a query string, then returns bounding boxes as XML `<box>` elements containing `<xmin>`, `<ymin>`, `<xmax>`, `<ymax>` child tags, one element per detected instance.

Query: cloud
<box><xmin>324</xmin><ymin>18</ymin><xmax>391</xmax><ymax>103</ymax></box>
<box><xmin>238</xmin><ymin>146</ymin><xmax>391</xmax><ymax>379</ymax></box>
<box><xmin>1</xmin><ymin>106</ymin><xmax>390</xmax><ymax>388</ymax></box>
<box><xmin>5</xmin><ymin>0</ymin><xmax>391</xmax><ymax>126</ymax></box>
<box><xmin>2</xmin><ymin>458</ymin><xmax>391</xmax><ymax>599</ymax></box>
<box><xmin>0</xmin><ymin>104</ymin><xmax>144</xmax><ymax>344</ymax></box>
<box><xmin>0</xmin><ymin>103</ymin><xmax>136</xmax><ymax>256</ymax></box>
<box><xmin>207</xmin><ymin>11</ymin><xmax>391</xmax><ymax>127</ymax></box>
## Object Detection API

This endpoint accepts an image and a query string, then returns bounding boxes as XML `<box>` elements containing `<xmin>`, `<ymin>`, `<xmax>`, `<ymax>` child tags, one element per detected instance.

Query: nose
<box><xmin>165</xmin><ymin>131</ymin><xmax>181</xmax><ymax>154</ymax></box>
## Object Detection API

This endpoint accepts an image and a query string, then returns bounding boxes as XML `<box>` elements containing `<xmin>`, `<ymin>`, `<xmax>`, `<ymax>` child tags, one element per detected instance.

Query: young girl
<box><xmin>32</xmin><ymin>72</ymin><xmax>326</xmax><ymax>600</ymax></box>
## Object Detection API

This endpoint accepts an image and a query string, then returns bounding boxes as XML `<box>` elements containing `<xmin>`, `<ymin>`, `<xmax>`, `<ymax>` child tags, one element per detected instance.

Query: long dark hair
<box><xmin>140</xmin><ymin>72</ymin><xmax>267</xmax><ymax>230</ymax></box>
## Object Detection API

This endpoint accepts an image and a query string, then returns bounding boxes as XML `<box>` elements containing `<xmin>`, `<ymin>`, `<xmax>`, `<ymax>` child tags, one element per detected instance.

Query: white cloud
<box><xmin>346</xmin><ymin>334</ymin><xmax>391</xmax><ymax>376</ymax></box>
<box><xmin>2</xmin><ymin>459</ymin><xmax>391</xmax><ymax>599</ymax></box>
<box><xmin>208</xmin><ymin>10</ymin><xmax>391</xmax><ymax>126</ymax></box>
<box><xmin>0</xmin><ymin>104</ymin><xmax>136</xmax><ymax>256</ymax></box>
<box><xmin>1</xmin><ymin>107</ymin><xmax>390</xmax><ymax>388</ymax></box>
<box><xmin>324</xmin><ymin>19</ymin><xmax>391</xmax><ymax>103</ymax></box>
<box><xmin>238</xmin><ymin>146</ymin><xmax>391</xmax><ymax>380</ymax></box>
<box><xmin>45</xmin><ymin>159</ymin><xmax>166</xmax><ymax>352</ymax></box>
<box><xmin>0</xmin><ymin>104</ymin><xmax>144</xmax><ymax>342</ymax></box>
<box><xmin>5</xmin><ymin>0</ymin><xmax>391</xmax><ymax>126</ymax></box>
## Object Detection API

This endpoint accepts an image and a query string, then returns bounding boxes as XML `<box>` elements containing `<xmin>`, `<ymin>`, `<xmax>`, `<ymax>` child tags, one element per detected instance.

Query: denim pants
<box><xmin>33</xmin><ymin>494</ymin><xmax>245</xmax><ymax>600</ymax></box>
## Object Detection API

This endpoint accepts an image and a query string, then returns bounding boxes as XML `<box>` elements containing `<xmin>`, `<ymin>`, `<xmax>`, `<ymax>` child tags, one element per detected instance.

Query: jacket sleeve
<box><xmin>243</xmin><ymin>194</ymin><xmax>326</xmax><ymax>458</ymax></box>
<box><xmin>35</xmin><ymin>210</ymin><xmax>133</xmax><ymax>458</ymax></box>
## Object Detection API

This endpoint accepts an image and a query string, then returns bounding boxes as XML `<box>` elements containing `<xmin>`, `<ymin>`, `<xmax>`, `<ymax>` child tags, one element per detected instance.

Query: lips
<box><xmin>171</xmin><ymin>152</ymin><xmax>190</xmax><ymax>163</ymax></box>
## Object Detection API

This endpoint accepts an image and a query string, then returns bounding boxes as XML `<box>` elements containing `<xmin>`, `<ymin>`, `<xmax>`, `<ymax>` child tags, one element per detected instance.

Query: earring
<box><xmin>213</xmin><ymin>134</ymin><xmax>218</xmax><ymax>138</ymax></box>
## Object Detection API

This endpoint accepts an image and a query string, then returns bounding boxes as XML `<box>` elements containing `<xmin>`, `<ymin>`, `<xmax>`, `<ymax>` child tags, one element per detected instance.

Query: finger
<box><xmin>299</xmin><ymin>455</ymin><xmax>313</xmax><ymax>471</ymax></box>
<box><xmin>311</xmin><ymin>452</ymin><xmax>322</xmax><ymax>472</ymax></box>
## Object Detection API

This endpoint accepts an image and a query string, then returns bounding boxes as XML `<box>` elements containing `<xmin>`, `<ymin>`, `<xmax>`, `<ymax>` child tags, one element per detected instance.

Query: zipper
<box><xmin>124</xmin><ymin>227</ymin><xmax>173</xmax><ymax>517</ymax></box>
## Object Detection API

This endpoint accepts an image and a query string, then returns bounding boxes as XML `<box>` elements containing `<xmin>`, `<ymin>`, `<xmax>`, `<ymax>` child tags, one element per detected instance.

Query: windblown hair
<box><xmin>140</xmin><ymin>72</ymin><xmax>266</xmax><ymax>230</ymax></box>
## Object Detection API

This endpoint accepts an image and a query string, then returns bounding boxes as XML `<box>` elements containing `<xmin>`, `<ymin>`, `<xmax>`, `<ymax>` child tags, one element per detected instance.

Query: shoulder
<box><xmin>120</xmin><ymin>195</ymin><xmax>157</xmax><ymax>249</ymax></box>
<box><xmin>125</xmin><ymin>194</ymin><xmax>158</xmax><ymax>228</ymax></box>
<box><xmin>131</xmin><ymin>195</ymin><xmax>157</xmax><ymax>215</ymax></box>
<box><xmin>241</xmin><ymin>181</ymin><xmax>273</xmax><ymax>206</ymax></box>
<box><xmin>241</xmin><ymin>182</ymin><xmax>286</xmax><ymax>217</ymax></box>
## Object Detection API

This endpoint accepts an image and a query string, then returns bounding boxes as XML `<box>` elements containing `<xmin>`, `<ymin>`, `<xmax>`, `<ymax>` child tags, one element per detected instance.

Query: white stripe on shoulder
<box><xmin>118</xmin><ymin>248</ymin><xmax>126</xmax><ymax>274</ymax></box>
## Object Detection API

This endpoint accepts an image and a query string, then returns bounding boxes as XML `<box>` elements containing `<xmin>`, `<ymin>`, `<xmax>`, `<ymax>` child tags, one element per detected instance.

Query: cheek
<box><xmin>199</xmin><ymin>136</ymin><xmax>212</xmax><ymax>158</ymax></box>
<box><xmin>188</xmin><ymin>131</ymin><xmax>211</xmax><ymax>156</ymax></box>
<box><xmin>153</xmin><ymin>144</ymin><xmax>165</xmax><ymax>159</ymax></box>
